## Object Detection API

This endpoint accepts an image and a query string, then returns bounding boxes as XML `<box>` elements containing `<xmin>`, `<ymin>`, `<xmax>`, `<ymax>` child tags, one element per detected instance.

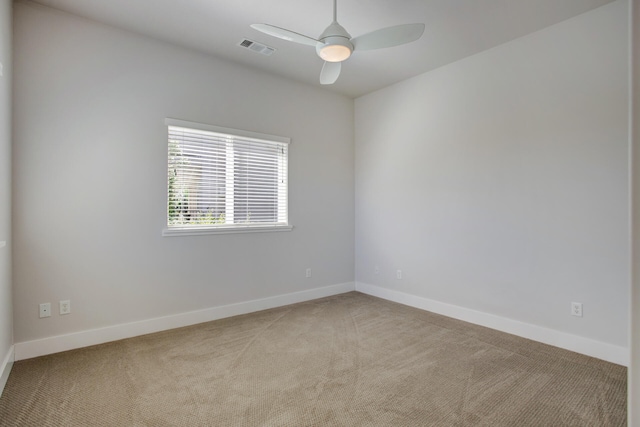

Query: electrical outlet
<box><xmin>571</xmin><ymin>302</ymin><xmax>583</xmax><ymax>317</ymax></box>
<box><xmin>59</xmin><ymin>300</ymin><xmax>71</xmax><ymax>315</ymax></box>
<box><xmin>374</xmin><ymin>266</ymin><xmax>380</xmax><ymax>275</ymax></box>
<box><xmin>305</xmin><ymin>268</ymin><xmax>312</xmax><ymax>278</ymax></box>
<box><xmin>39</xmin><ymin>303</ymin><xmax>51</xmax><ymax>318</ymax></box>
<box><xmin>396</xmin><ymin>270</ymin><xmax>402</xmax><ymax>280</ymax></box>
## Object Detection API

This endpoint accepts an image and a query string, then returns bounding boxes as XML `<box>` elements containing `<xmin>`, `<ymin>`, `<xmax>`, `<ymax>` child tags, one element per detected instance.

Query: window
<box><xmin>163</xmin><ymin>119</ymin><xmax>291</xmax><ymax>236</ymax></box>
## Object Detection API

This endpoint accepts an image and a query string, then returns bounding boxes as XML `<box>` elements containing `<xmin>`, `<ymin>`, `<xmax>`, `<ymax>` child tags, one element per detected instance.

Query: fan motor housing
<box><xmin>316</xmin><ymin>36</ymin><xmax>353</xmax><ymax>62</ymax></box>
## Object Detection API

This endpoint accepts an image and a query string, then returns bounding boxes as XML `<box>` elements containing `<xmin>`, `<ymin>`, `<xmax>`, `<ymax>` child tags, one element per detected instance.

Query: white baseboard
<box><xmin>14</xmin><ymin>282</ymin><xmax>356</xmax><ymax>361</ymax></box>
<box><xmin>356</xmin><ymin>282</ymin><xmax>628</xmax><ymax>366</ymax></box>
<box><xmin>14</xmin><ymin>281</ymin><xmax>626</xmax><ymax>366</ymax></box>
<box><xmin>0</xmin><ymin>345</ymin><xmax>15</xmax><ymax>396</ymax></box>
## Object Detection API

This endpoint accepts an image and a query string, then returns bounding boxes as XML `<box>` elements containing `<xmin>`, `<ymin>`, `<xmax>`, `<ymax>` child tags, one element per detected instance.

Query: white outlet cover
<box><xmin>60</xmin><ymin>300</ymin><xmax>71</xmax><ymax>315</ymax></box>
<box><xmin>39</xmin><ymin>303</ymin><xmax>51</xmax><ymax>318</ymax></box>
<box><xmin>571</xmin><ymin>302</ymin><xmax>583</xmax><ymax>317</ymax></box>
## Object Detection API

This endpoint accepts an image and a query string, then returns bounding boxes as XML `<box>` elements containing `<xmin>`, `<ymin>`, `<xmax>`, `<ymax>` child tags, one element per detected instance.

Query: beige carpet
<box><xmin>0</xmin><ymin>292</ymin><xmax>627</xmax><ymax>426</ymax></box>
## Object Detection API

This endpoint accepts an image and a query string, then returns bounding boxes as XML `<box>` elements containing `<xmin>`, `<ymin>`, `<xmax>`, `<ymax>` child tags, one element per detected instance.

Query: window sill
<box><xmin>162</xmin><ymin>224</ymin><xmax>293</xmax><ymax>237</ymax></box>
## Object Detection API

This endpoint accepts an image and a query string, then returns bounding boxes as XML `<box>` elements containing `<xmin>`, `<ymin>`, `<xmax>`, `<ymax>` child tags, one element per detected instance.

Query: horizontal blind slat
<box><xmin>168</xmin><ymin>124</ymin><xmax>288</xmax><ymax>228</ymax></box>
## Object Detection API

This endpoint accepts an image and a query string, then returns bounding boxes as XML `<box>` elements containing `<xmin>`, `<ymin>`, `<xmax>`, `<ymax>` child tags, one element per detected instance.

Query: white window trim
<box><xmin>163</xmin><ymin>118</ymin><xmax>292</xmax><ymax>237</ymax></box>
<box><xmin>165</xmin><ymin>118</ymin><xmax>291</xmax><ymax>145</ymax></box>
<box><xmin>162</xmin><ymin>224</ymin><xmax>293</xmax><ymax>237</ymax></box>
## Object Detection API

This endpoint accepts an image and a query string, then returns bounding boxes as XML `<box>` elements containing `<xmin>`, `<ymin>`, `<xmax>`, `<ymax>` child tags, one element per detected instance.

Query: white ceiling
<box><xmin>28</xmin><ymin>0</ymin><xmax>615</xmax><ymax>98</ymax></box>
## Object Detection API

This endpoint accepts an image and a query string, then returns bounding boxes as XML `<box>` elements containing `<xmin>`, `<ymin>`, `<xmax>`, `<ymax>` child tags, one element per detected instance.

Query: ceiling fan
<box><xmin>250</xmin><ymin>0</ymin><xmax>425</xmax><ymax>85</ymax></box>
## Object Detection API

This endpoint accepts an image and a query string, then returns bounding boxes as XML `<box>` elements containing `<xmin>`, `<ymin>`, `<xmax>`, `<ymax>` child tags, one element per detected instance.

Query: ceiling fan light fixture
<box><xmin>318</xmin><ymin>37</ymin><xmax>353</xmax><ymax>62</ymax></box>
<box><xmin>251</xmin><ymin>0</ymin><xmax>425</xmax><ymax>85</ymax></box>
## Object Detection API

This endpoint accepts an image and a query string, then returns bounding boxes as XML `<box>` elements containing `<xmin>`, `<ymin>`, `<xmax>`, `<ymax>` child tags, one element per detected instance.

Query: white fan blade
<box><xmin>320</xmin><ymin>61</ymin><xmax>341</xmax><ymax>85</ymax></box>
<box><xmin>351</xmin><ymin>23</ymin><xmax>425</xmax><ymax>51</ymax></box>
<box><xmin>250</xmin><ymin>24</ymin><xmax>318</xmax><ymax>47</ymax></box>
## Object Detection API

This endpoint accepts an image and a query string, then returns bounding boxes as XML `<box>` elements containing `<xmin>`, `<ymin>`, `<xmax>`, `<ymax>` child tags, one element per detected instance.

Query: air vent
<box><xmin>238</xmin><ymin>39</ymin><xmax>276</xmax><ymax>56</ymax></box>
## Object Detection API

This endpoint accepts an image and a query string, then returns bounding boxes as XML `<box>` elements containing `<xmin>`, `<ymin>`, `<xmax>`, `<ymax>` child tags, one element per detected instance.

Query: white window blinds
<box><xmin>166</xmin><ymin>119</ymin><xmax>289</xmax><ymax>232</ymax></box>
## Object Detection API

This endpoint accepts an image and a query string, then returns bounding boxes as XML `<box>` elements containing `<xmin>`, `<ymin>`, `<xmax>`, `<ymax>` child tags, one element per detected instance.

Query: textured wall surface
<box><xmin>630</xmin><ymin>0</ymin><xmax>639</xmax><ymax>422</ymax></box>
<box><xmin>0</xmin><ymin>0</ymin><xmax>13</xmax><ymax>383</ymax></box>
<box><xmin>12</xmin><ymin>2</ymin><xmax>354</xmax><ymax>343</ymax></box>
<box><xmin>355</xmin><ymin>1</ymin><xmax>629</xmax><ymax>348</ymax></box>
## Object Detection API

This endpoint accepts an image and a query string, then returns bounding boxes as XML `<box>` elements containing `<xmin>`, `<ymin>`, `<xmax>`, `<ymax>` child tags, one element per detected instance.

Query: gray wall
<box><xmin>631</xmin><ymin>0</ymin><xmax>639</xmax><ymax>422</ymax></box>
<box><xmin>355</xmin><ymin>1</ymin><xmax>629</xmax><ymax>348</ymax></box>
<box><xmin>0</xmin><ymin>0</ymin><xmax>13</xmax><ymax>382</ymax></box>
<box><xmin>12</xmin><ymin>2</ymin><xmax>354</xmax><ymax>343</ymax></box>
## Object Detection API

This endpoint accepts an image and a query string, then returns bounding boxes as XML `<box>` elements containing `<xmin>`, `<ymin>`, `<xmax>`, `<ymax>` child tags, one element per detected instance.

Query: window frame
<box><xmin>162</xmin><ymin>118</ymin><xmax>293</xmax><ymax>237</ymax></box>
